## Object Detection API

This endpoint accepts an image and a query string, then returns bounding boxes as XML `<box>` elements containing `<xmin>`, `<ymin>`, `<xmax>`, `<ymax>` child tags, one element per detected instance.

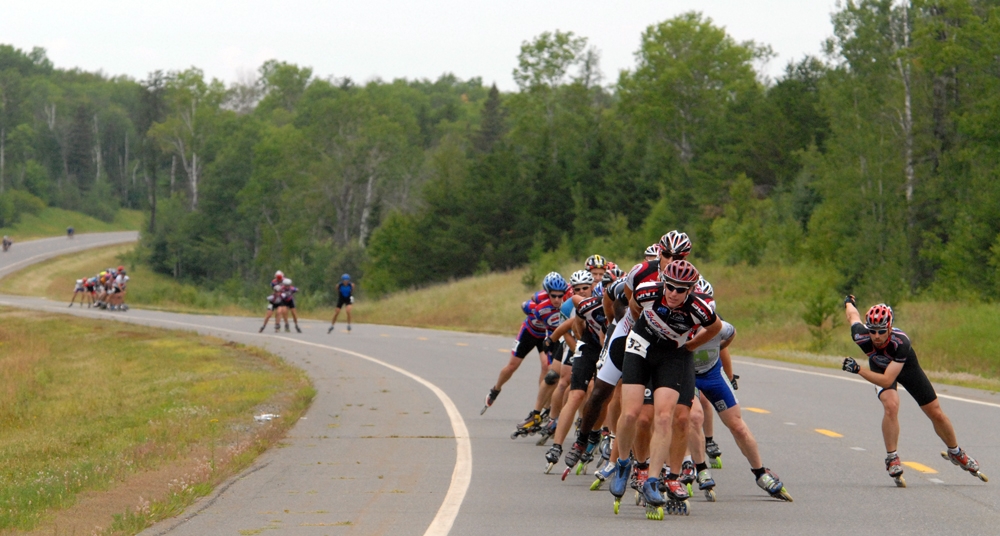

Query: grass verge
<box><xmin>0</xmin><ymin>207</ymin><xmax>144</xmax><ymax>242</ymax></box>
<box><xmin>0</xmin><ymin>307</ymin><xmax>314</xmax><ymax>533</ymax></box>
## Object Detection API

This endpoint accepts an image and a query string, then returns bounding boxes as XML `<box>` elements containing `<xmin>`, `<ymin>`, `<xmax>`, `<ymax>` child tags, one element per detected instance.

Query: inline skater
<box><xmin>610</xmin><ymin>259</ymin><xmax>720</xmax><ymax>519</ymax></box>
<box><xmin>258</xmin><ymin>284</ymin><xmax>284</xmax><ymax>332</ymax></box>
<box><xmin>544</xmin><ymin>270</ymin><xmax>606</xmax><ymax>476</ymax></box>
<box><xmin>109</xmin><ymin>268</ymin><xmax>129</xmax><ymax>311</ymax></box>
<box><xmin>69</xmin><ymin>278</ymin><xmax>90</xmax><ymax>307</ymax></box>
<box><xmin>536</xmin><ymin>290</ymin><xmax>578</xmax><ymax>445</ymax></box>
<box><xmin>67</xmin><ymin>226</ymin><xmax>75</xmax><ymax>239</ymax></box>
<box><xmin>279</xmin><ymin>279</ymin><xmax>302</xmax><ymax>332</ymax></box>
<box><xmin>481</xmin><ymin>272</ymin><xmax>568</xmax><ymax>435</ymax></box>
<box><xmin>842</xmin><ymin>297</ymin><xmax>988</xmax><ymax>486</ymax></box>
<box><xmin>688</xmin><ymin>277</ymin><xmax>791</xmax><ymax>501</ymax></box>
<box><xmin>2</xmin><ymin>236</ymin><xmax>11</xmax><ymax>252</ymax></box>
<box><xmin>328</xmin><ymin>274</ymin><xmax>355</xmax><ymax>333</ymax></box>
<box><xmin>644</xmin><ymin>244</ymin><xmax>660</xmax><ymax>262</ymax></box>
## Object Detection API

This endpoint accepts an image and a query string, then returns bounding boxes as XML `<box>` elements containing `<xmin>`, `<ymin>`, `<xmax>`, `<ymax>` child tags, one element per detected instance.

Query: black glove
<box><xmin>731</xmin><ymin>374</ymin><xmax>739</xmax><ymax>390</ymax></box>
<box><xmin>842</xmin><ymin>357</ymin><xmax>860</xmax><ymax>374</ymax></box>
<box><xmin>542</xmin><ymin>337</ymin><xmax>553</xmax><ymax>353</ymax></box>
<box><xmin>844</xmin><ymin>295</ymin><xmax>856</xmax><ymax>307</ymax></box>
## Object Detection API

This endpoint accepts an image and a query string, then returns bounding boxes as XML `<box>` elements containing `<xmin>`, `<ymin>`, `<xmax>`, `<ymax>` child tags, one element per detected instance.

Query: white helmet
<box><xmin>695</xmin><ymin>276</ymin><xmax>714</xmax><ymax>297</ymax></box>
<box><xmin>275</xmin><ymin>270</ymin><xmax>284</xmax><ymax>277</ymax></box>
<box><xmin>644</xmin><ymin>244</ymin><xmax>660</xmax><ymax>258</ymax></box>
<box><xmin>569</xmin><ymin>270</ymin><xmax>595</xmax><ymax>287</ymax></box>
<box><xmin>283</xmin><ymin>279</ymin><xmax>292</xmax><ymax>286</ymax></box>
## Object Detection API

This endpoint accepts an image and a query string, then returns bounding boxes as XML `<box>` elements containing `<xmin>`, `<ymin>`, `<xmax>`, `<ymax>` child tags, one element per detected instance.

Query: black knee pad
<box><xmin>544</xmin><ymin>370</ymin><xmax>559</xmax><ymax>385</ymax></box>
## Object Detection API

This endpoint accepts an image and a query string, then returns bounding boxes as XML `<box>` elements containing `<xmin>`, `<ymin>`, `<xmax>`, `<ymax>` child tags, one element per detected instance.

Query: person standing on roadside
<box><xmin>842</xmin><ymin>296</ymin><xmax>988</xmax><ymax>486</ymax></box>
<box><xmin>328</xmin><ymin>274</ymin><xmax>355</xmax><ymax>333</ymax></box>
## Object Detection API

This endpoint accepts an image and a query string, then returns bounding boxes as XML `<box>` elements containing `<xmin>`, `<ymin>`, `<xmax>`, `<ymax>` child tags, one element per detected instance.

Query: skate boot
<box><xmin>941</xmin><ymin>448</ymin><xmax>988</xmax><ymax>482</ymax></box>
<box><xmin>274</xmin><ymin>324</ymin><xmax>280</xmax><ymax>332</ymax></box>
<box><xmin>347</xmin><ymin>324</ymin><xmax>352</xmax><ymax>332</ymax></box>
<box><xmin>706</xmin><ymin>438</ymin><xmax>722</xmax><ymax>469</ymax></box>
<box><xmin>591</xmin><ymin>460</ymin><xmax>615</xmax><ymax>491</ymax></box>
<box><xmin>755</xmin><ymin>468</ymin><xmax>793</xmax><ymax>501</ymax></box>
<box><xmin>327</xmin><ymin>324</ymin><xmax>335</xmax><ymax>334</ymax></box>
<box><xmin>258</xmin><ymin>325</ymin><xmax>266</xmax><ymax>333</ymax></box>
<box><xmin>295</xmin><ymin>325</ymin><xmax>302</xmax><ymax>333</ymax></box>
<box><xmin>697</xmin><ymin>469</ymin><xmax>717</xmax><ymax>501</ymax></box>
<box><xmin>641</xmin><ymin>477</ymin><xmax>666</xmax><ymax>520</ymax></box>
<box><xmin>480</xmin><ymin>388</ymin><xmax>500</xmax><ymax>415</ymax></box>
<box><xmin>885</xmin><ymin>453</ymin><xmax>906</xmax><ymax>487</ymax></box>
<box><xmin>510</xmin><ymin>410</ymin><xmax>542</xmax><ymax>440</ymax></box>
<box><xmin>284</xmin><ymin>324</ymin><xmax>290</xmax><ymax>332</ymax></box>
<box><xmin>597</xmin><ymin>428</ymin><xmax>613</xmax><ymax>467</ymax></box>
<box><xmin>544</xmin><ymin>444</ymin><xmax>562</xmax><ymax>474</ymax></box>
<box><xmin>661</xmin><ymin>478</ymin><xmax>691</xmax><ymax>515</ymax></box>
<box><xmin>679</xmin><ymin>460</ymin><xmax>696</xmax><ymax>496</ymax></box>
<box><xmin>563</xmin><ymin>442</ymin><xmax>585</xmax><ymax>480</ymax></box>
<box><xmin>632</xmin><ymin>463</ymin><xmax>649</xmax><ymax>507</ymax></box>
<box><xmin>609</xmin><ymin>458</ymin><xmax>633</xmax><ymax>515</ymax></box>
<box><xmin>536</xmin><ymin>418</ymin><xmax>558</xmax><ymax>446</ymax></box>
<box><xmin>576</xmin><ymin>431</ymin><xmax>600</xmax><ymax>475</ymax></box>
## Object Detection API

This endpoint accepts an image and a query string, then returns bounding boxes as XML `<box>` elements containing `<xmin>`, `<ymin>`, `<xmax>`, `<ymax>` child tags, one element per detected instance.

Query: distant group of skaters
<box><xmin>69</xmin><ymin>265</ymin><xmax>130</xmax><ymax>311</ymax></box>
<box><xmin>257</xmin><ymin>270</ymin><xmax>356</xmax><ymax>334</ymax></box>
<box><xmin>481</xmin><ymin>230</ymin><xmax>987</xmax><ymax>519</ymax></box>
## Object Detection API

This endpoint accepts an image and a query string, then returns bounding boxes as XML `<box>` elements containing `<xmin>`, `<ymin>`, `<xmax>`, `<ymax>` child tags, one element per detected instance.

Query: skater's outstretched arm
<box><xmin>686</xmin><ymin>320</ymin><xmax>722</xmax><ymax>352</ymax></box>
<box><xmin>848</xmin><ymin>359</ymin><xmax>903</xmax><ymax>389</ymax></box>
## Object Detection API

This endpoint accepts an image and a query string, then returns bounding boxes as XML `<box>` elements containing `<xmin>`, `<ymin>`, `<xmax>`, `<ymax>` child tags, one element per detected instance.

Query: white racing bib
<box><xmin>625</xmin><ymin>330</ymin><xmax>652</xmax><ymax>358</ymax></box>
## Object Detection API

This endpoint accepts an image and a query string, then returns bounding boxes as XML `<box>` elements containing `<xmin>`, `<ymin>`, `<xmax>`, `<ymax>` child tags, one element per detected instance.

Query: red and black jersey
<box><xmin>625</xmin><ymin>259</ymin><xmax>660</xmax><ymax>292</ymax></box>
<box><xmin>633</xmin><ymin>281</ymin><xmax>717</xmax><ymax>349</ymax></box>
<box><xmin>575</xmin><ymin>295</ymin><xmax>608</xmax><ymax>343</ymax></box>
<box><xmin>851</xmin><ymin>324</ymin><xmax>917</xmax><ymax>373</ymax></box>
<box><xmin>523</xmin><ymin>290</ymin><xmax>571</xmax><ymax>337</ymax></box>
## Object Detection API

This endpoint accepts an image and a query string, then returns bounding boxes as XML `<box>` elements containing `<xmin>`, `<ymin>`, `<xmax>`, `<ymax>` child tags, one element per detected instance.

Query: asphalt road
<box><xmin>2</xmin><ymin>234</ymin><xmax>999</xmax><ymax>535</ymax></box>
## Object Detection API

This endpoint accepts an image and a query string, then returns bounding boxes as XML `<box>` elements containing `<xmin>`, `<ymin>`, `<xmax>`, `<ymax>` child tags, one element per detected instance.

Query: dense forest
<box><xmin>3</xmin><ymin>0</ymin><xmax>1000</xmax><ymax>305</ymax></box>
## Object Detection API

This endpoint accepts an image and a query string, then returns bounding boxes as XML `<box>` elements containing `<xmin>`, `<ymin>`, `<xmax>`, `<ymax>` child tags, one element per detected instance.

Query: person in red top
<box><xmin>842</xmin><ymin>297</ymin><xmax>987</xmax><ymax>486</ymax></box>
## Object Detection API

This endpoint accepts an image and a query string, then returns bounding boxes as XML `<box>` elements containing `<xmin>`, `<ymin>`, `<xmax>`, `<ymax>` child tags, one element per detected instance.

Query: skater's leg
<box><xmin>553</xmin><ymin>390</ymin><xmax>586</xmax><ymax>445</ymax></box>
<box><xmin>606</xmin><ymin>382</ymin><xmax>622</xmax><ymax>433</ymax></box>
<box><xmin>718</xmin><ymin>405</ymin><xmax>763</xmax><ymax>468</ymax></box>
<box><xmin>919</xmin><ymin>399</ymin><xmax>958</xmax><ymax>449</ymax></box>
<box><xmin>687</xmin><ymin>398</ymin><xmax>707</xmax><ymax>465</ymax></box>
<box><xmin>550</xmin><ymin>363</ymin><xmax>572</xmax><ymax>418</ymax></box>
<box><xmin>493</xmin><ymin>355</ymin><xmax>524</xmax><ymax>392</ymax></box>
<box><xmin>577</xmin><ymin>378</ymin><xmax>615</xmax><ymax>442</ymax></box>
<box><xmin>634</xmin><ymin>404</ymin><xmax>653</xmax><ymax>462</ymax></box>
<box><xmin>613</xmin><ymin>384</ymin><xmax>646</xmax><ymax>463</ymax></box>
<box><xmin>878</xmin><ymin>389</ymin><xmax>901</xmax><ymax>453</ymax></box>
<box><xmin>345</xmin><ymin>303</ymin><xmax>352</xmax><ymax>326</ymax></box>
<box><xmin>535</xmin><ymin>358</ymin><xmax>558</xmax><ymax>413</ymax></box>
<box><xmin>700</xmin><ymin>392</ymin><xmax>715</xmax><ymax>438</ymax></box>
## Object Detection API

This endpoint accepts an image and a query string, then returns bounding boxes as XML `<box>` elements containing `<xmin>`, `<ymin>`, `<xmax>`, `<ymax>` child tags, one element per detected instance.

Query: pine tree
<box><xmin>474</xmin><ymin>84</ymin><xmax>504</xmax><ymax>153</ymax></box>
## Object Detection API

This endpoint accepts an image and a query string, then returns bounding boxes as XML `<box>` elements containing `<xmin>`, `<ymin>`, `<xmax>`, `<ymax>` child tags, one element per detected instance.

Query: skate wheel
<box><xmin>894</xmin><ymin>476</ymin><xmax>907</xmax><ymax>488</ymax></box>
<box><xmin>705</xmin><ymin>489</ymin><xmax>716</xmax><ymax>502</ymax></box>
<box><xmin>686</xmin><ymin>482</ymin><xmax>693</xmax><ymax>496</ymax></box>
<box><xmin>575</xmin><ymin>462</ymin><xmax>584</xmax><ymax>475</ymax></box>
<box><xmin>646</xmin><ymin>506</ymin><xmax>663</xmax><ymax>520</ymax></box>
<box><xmin>613</xmin><ymin>498</ymin><xmax>621</xmax><ymax>515</ymax></box>
<box><xmin>635</xmin><ymin>491</ymin><xmax>642</xmax><ymax>506</ymax></box>
<box><xmin>775</xmin><ymin>487</ymin><xmax>793</xmax><ymax>502</ymax></box>
<box><xmin>977</xmin><ymin>472</ymin><xmax>988</xmax><ymax>483</ymax></box>
<box><xmin>561</xmin><ymin>467</ymin><xmax>571</xmax><ymax>481</ymax></box>
<box><xmin>536</xmin><ymin>435</ymin><xmax>548</xmax><ymax>446</ymax></box>
<box><xmin>590</xmin><ymin>478</ymin><xmax>602</xmax><ymax>491</ymax></box>
<box><xmin>545</xmin><ymin>462</ymin><xmax>555</xmax><ymax>475</ymax></box>
<box><xmin>710</xmin><ymin>457</ymin><xmax>722</xmax><ymax>469</ymax></box>
<box><xmin>510</xmin><ymin>432</ymin><xmax>518</xmax><ymax>440</ymax></box>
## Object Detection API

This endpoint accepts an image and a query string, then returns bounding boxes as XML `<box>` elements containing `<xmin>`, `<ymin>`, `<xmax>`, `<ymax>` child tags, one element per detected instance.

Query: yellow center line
<box><xmin>497</xmin><ymin>348</ymin><xmax>509</xmax><ymax>353</ymax></box>
<box><xmin>417</xmin><ymin>337</ymin><xmax>429</xmax><ymax>341</ymax></box>
<box><xmin>455</xmin><ymin>343</ymin><xmax>469</xmax><ymax>347</ymax></box>
<box><xmin>902</xmin><ymin>461</ymin><xmax>938</xmax><ymax>474</ymax></box>
<box><xmin>744</xmin><ymin>407</ymin><xmax>770</xmax><ymax>414</ymax></box>
<box><xmin>380</xmin><ymin>334</ymin><xmax>390</xmax><ymax>337</ymax></box>
<box><xmin>814</xmin><ymin>429</ymin><xmax>843</xmax><ymax>438</ymax></box>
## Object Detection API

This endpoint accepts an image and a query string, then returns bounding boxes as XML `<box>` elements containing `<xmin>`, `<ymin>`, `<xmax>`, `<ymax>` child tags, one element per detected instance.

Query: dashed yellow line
<box><xmin>417</xmin><ymin>337</ymin><xmax>428</xmax><ymax>341</ymax></box>
<box><xmin>380</xmin><ymin>334</ymin><xmax>390</xmax><ymax>337</ymax></box>
<box><xmin>902</xmin><ymin>461</ymin><xmax>938</xmax><ymax>474</ymax></box>
<box><xmin>455</xmin><ymin>342</ymin><xmax>469</xmax><ymax>347</ymax></box>
<box><xmin>744</xmin><ymin>407</ymin><xmax>770</xmax><ymax>414</ymax></box>
<box><xmin>498</xmin><ymin>348</ymin><xmax>509</xmax><ymax>353</ymax></box>
<box><xmin>814</xmin><ymin>429</ymin><xmax>843</xmax><ymax>438</ymax></box>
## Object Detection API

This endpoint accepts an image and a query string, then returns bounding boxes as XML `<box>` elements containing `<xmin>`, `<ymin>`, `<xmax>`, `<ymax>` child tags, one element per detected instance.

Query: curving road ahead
<box><xmin>2</xmin><ymin>234</ymin><xmax>999</xmax><ymax>535</ymax></box>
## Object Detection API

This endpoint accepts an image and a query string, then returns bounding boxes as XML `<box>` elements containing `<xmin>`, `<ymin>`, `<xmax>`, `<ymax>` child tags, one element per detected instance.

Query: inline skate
<box><xmin>706</xmin><ymin>438</ymin><xmax>722</xmax><ymax>469</ymax></box>
<box><xmin>755</xmin><ymin>468</ymin><xmax>793</xmax><ymax>501</ymax></box>
<box><xmin>661</xmin><ymin>478</ymin><xmax>690</xmax><ymax>516</ymax></box>
<box><xmin>941</xmin><ymin>449</ymin><xmax>988</xmax><ymax>482</ymax></box>
<box><xmin>544</xmin><ymin>444</ymin><xmax>562</xmax><ymax>474</ymax></box>
<box><xmin>510</xmin><ymin>410</ymin><xmax>542</xmax><ymax>440</ymax></box>
<box><xmin>886</xmin><ymin>453</ymin><xmax>906</xmax><ymax>487</ymax></box>
<box><xmin>481</xmin><ymin>388</ymin><xmax>500</xmax><ymax>415</ymax></box>
<box><xmin>609</xmin><ymin>457</ymin><xmax>632</xmax><ymax>515</ymax></box>
<box><xmin>697</xmin><ymin>469</ymin><xmax>717</xmax><ymax>501</ymax></box>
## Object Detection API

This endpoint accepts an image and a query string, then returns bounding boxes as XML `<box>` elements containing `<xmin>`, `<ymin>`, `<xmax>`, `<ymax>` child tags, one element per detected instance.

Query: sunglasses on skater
<box><xmin>868</xmin><ymin>328</ymin><xmax>888</xmax><ymax>335</ymax></box>
<box><xmin>572</xmin><ymin>285</ymin><xmax>591</xmax><ymax>292</ymax></box>
<box><xmin>548</xmin><ymin>292</ymin><xmax>565</xmax><ymax>299</ymax></box>
<box><xmin>664</xmin><ymin>283</ymin><xmax>691</xmax><ymax>294</ymax></box>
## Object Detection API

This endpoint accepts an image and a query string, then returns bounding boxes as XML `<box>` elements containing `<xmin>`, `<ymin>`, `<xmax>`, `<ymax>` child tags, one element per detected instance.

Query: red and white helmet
<box><xmin>274</xmin><ymin>270</ymin><xmax>284</xmax><ymax>282</ymax></box>
<box><xmin>659</xmin><ymin>230</ymin><xmax>692</xmax><ymax>258</ymax></box>
<box><xmin>660</xmin><ymin>260</ymin><xmax>700</xmax><ymax>287</ymax></box>
<box><xmin>865</xmin><ymin>304</ymin><xmax>893</xmax><ymax>329</ymax></box>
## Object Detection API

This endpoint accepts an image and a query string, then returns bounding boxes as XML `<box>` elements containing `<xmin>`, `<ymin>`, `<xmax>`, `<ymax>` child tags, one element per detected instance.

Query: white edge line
<box><xmin>1</xmin><ymin>300</ymin><xmax>471</xmax><ymax>536</ymax></box>
<box><xmin>0</xmin><ymin>235</ymin><xmax>139</xmax><ymax>276</ymax></box>
<box><xmin>734</xmin><ymin>359</ymin><xmax>1000</xmax><ymax>410</ymax></box>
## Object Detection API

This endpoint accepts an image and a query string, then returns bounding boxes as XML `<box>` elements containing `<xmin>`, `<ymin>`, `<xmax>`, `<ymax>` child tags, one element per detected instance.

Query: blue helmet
<box><xmin>341</xmin><ymin>273</ymin><xmax>350</xmax><ymax>280</ymax></box>
<box><xmin>541</xmin><ymin>272</ymin><xmax>568</xmax><ymax>293</ymax></box>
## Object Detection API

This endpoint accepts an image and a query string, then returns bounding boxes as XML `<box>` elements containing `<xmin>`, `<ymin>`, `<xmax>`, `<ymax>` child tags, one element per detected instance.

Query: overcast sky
<box><xmin>2</xmin><ymin>1</ymin><xmax>840</xmax><ymax>89</ymax></box>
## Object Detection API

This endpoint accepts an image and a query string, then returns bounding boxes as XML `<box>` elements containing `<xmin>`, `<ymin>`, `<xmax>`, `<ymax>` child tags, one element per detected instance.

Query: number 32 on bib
<box><xmin>625</xmin><ymin>331</ymin><xmax>651</xmax><ymax>358</ymax></box>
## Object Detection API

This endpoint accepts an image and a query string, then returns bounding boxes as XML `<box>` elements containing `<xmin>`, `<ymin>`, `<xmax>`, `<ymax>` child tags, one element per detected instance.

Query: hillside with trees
<box><xmin>4</xmin><ymin>1</ymin><xmax>1000</xmax><ymax>307</ymax></box>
